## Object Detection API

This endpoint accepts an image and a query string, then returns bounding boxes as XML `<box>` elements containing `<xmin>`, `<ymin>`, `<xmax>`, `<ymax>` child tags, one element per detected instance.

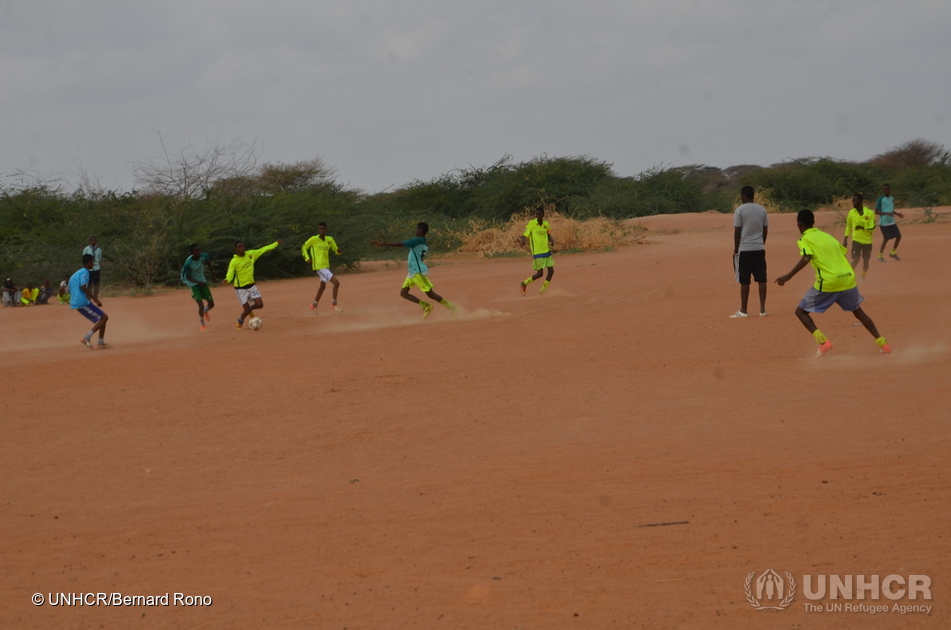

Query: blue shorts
<box><xmin>76</xmin><ymin>303</ymin><xmax>106</xmax><ymax>323</ymax></box>
<box><xmin>798</xmin><ymin>287</ymin><xmax>864</xmax><ymax>313</ymax></box>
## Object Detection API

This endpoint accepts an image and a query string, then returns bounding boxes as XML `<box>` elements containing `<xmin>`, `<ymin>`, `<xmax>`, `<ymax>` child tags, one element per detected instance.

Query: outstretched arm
<box><xmin>775</xmin><ymin>255</ymin><xmax>811</xmax><ymax>286</ymax></box>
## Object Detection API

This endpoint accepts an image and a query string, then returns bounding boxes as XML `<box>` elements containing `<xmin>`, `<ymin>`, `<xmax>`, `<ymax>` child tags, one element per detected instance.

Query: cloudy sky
<box><xmin>2</xmin><ymin>0</ymin><xmax>949</xmax><ymax>194</ymax></box>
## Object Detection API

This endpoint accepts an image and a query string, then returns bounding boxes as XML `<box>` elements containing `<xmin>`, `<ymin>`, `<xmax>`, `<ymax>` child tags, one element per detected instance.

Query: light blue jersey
<box><xmin>68</xmin><ymin>268</ymin><xmax>91</xmax><ymax>309</ymax></box>
<box><xmin>403</xmin><ymin>237</ymin><xmax>429</xmax><ymax>276</ymax></box>
<box><xmin>876</xmin><ymin>195</ymin><xmax>896</xmax><ymax>226</ymax></box>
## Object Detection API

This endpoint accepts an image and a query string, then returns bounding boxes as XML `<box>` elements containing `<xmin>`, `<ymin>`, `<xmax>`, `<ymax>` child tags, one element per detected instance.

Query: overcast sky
<box><xmin>2</xmin><ymin>0</ymin><xmax>949</xmax><ymax>194</ymax></box>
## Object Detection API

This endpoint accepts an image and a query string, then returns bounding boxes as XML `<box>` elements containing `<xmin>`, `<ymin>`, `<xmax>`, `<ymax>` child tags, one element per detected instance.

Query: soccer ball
<box><xmin>248</xmin><ymin>316</ymin><xmax>263</xmax><ymax>330</ymax></box>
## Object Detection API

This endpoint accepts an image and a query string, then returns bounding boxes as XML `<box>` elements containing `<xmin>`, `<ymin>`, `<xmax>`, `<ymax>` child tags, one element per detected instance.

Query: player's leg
<box><xmin>739</xmin><ymin>284</ymin><xmax>750</xmax><ymax>314</ymax></box>
<box><xmin>878</xmin><ymin>234</ymin><xmax>889</xmax><ymax>260</ymax></box>
<box><xmin>757</xmin><ymin>282</ymin><xmax>768</xmax><ymax>315</ymax></box>
<box><xmin>330</xmin><ymin>277</ymin><xmax>341</xmax><ymax>309</ymax></box>
<box><xmin>540</xmin><ymin>265</ymin><xmax>554</xmax><ymax>293</ymax></box>
<box><xmin>425</xmin><ymin>288</ymin><xmax>455</xmax><ymax>310</ymax></box>
<box><xmin>890</xmin><ymin>226</ymin><xmax>902</xmax><ymax>259</ymax></box>
<box><xmin>195</xmin><ymin>297</ymin><xmax>205</xmax><ymax>328</ymax></box>
<box><xmin>851</xmin><ymin>307</ymin><xmax>890</xmax><ymax>353</ymax></box>
<box><xmin>860</xmin><ymin>245</ymin><xmax>871</xmax><ymax>279</ymax></box>
<box><xmin>313</xmin><ymin>280</ymin><xmax>326</xmax><ymax>306</ymax></box>
<box><xmin>400</xmin><ymin>286</ymin><xmax>420</xmax><ymax>303</ymax></box>
<box><xmin>797</xmin><ymin>288</ymin><xmax>835</xmax><ymax>356</ymax></box>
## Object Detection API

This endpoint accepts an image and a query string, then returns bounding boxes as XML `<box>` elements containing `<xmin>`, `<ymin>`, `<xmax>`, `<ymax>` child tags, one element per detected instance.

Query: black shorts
<box><xmin>851</xmin><ymin>242</ymin><xmax>872</xmax><ymax>261</ymax></box>
<box><xmin>881</xmin><ymin>224</ymin><xmax>901</xmax><ymax>240</ymax></box>
<box><xmin>735</xmin><ymin>250</ymin><xmax>767</xmax><ymax>285</ymax></box>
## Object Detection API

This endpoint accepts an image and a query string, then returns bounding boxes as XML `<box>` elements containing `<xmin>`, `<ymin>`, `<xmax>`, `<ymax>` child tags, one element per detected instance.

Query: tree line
<box><xmin>2</xmin><ymin>138</ymin><xmax>948</xmax><ymax>289</ymax></box>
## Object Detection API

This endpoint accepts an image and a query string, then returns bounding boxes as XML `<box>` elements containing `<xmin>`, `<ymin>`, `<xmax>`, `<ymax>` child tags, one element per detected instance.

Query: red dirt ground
<box><xmin>2</xmin><ymin>210</ymin><xmax>949</xmax><ymax>629</ymax></box>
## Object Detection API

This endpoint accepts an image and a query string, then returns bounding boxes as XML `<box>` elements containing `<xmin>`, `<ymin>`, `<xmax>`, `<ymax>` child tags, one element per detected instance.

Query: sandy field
<box><xmin>1</xmin><ymin>210</ymin><xmax>949</xmax><ymax>629</ymax></box>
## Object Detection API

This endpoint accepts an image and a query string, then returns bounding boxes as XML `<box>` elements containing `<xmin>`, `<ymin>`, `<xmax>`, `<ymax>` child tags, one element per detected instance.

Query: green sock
<box><xmin>542</xmin><ymin>280</ymin><xmax>550</xmax><ymax>289</ymax></box>
<box><xmin>813</xmin><ymin>329</ymin><xmax>827</xmax><ymax>344</ymax></box>
<box><xmin>419</xmin><ymin>300</ymin><xmax>431</xmax><ymax>310</ymax></box>
<box><xmin>523</xmin><ymin>277</ymin><xmax>535</xmax><ymax>285</ymax></box>
<box><xmin>440</xmin><ymin>299</ymin><xmax>455</xmax><ymax>310</ymax></box>
<box><xmin>876</xmin><ymin>336</ymin><xmax>888</xmax><ymax>348</ymax></box>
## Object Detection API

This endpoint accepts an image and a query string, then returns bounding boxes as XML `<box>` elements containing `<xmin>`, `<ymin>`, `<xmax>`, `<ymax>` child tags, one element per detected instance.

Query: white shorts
<box><xmin>316</xmin><ymin>268</ymin><xmax>334</xmax><ymax>282</ymax></box>
<box><xmin>234</xmin><ymin>285</ymin><xmax>262</xmax><ymax>305</ymax></box>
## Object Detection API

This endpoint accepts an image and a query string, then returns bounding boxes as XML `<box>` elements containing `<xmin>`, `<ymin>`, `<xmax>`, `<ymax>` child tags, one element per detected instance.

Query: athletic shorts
<box><xmin>850</xmin><ymin>241</ymin><xmax>872</xmax><ymax>261</ymax></box>
<box><xmin>76</xmin><ymin>303</ymin><xmax>106</xmax><ymax>323</ymax></box>
<box><xmin>190</xmin><ymin>284</ymin><xmax>213</xmax><ymax>301</ymax></box>
<box><xmin>532</xmin><ymin>255</ymin><xmax>555</xmax><ymax>271</ymax></box>
<box><xmin>798</xmin><ymin>286</ymin><xmax>864</xmax><ymax>313</ymax></box>
<box><xmin>89</xmin><ymin>269</ymin><xmax>101</xmax><ymax>286</ymax></box>
<box><xmin>734</xmin><ymin>249</ymin><xmax>767</xmax><ymax>285</ymax></box>
<box><xmin>234</xmin><ymin>285</ymin><xmax>262</xmax><ymax>305</ymax></box>
<box><xmin>315</xmin><ymin>268</ymin><xmax>334</xmax><ymax>282</ymax></box>
<box><xmin>402</xmin><ymin>273</ymin><xmax>434</xmax><ymax>293</ymax></box>
<box><xmin>880</xmin><ymin>224</ymin><xmax>901</xmax><ymax>240</ymax></box>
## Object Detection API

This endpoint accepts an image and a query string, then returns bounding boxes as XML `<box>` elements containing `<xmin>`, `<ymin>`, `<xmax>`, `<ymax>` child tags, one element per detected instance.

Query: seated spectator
<box><xmin>2</xmin><ymin>277</ymin><xmax>18</xmax><ymax>307</ymax></box>
<box><xmin>37</xmin><ymin>279</ymin><xmax>55</xmax><ymax>304</ymax></box>
<box><xmin>20</xmin><ymin>282</ymin><xmax>39</xmax><ymax>306</ymax></box>
<box><xmin>58</xmin><ymin>275</ymin><xmax>70</xmax><ymax>304</ymax></box>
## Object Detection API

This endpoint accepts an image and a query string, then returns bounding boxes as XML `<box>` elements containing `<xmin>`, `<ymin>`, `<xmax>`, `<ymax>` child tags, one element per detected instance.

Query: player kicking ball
<box><xmin>181</xmin><ymin>244</ymin><xmax>217</xmax><ymax>331</ymax></box>
<box><xmin>519</xmin><ymin>206</ymin><xmax>555</xmax><ymax>295</ymax></box>
<box><xmin>301</xmin><ymin>222</ymin><xmax>343</xmax><ymax>314</ymax></box>
<box><xmin>70</xmin><ymin>253</ymin><xmax>109</xmax><ymax>348</ymax></box>
<box><xmin>223</xmin><ymin>239</ymin><xmax>282</xmax><ymax>329</ymax></box>
<box><xmin>775</xmin><ymin>210</ymin><xmax>890</xmax><ymax>357</ymax></box>
<box><xmin>373</xmin><ymin>222</ymin><xmax>455</xmax><ymax>318</ymax></box>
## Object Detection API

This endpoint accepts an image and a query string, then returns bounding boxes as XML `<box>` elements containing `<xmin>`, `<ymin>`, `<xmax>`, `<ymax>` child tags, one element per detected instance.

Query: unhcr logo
<box><xmin>744</xmin><ymin>569</ymin><xmax>797</xmax><ymax>611</ymax></box>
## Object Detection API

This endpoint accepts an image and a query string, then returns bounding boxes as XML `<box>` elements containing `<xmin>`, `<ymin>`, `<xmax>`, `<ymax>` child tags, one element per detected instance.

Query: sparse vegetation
<box><xmin>2</xmin><ymin>139</ymin><xmax>949</xmax><ymax>289</ymax></box>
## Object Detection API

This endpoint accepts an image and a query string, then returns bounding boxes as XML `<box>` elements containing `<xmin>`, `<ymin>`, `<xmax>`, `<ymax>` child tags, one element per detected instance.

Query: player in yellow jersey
<box><xmin>519</xmin><ymin>207</ymin><xmax>555</xmax><ymax>295</ymax></box>
<box><xmin>222</xmin><ymin>239</ymin><xmax>282</xmax><ymax>328</ymax></box>
<box><xmin>842</xmin><ymin>192</ymin><xmax>876</xmax><ymax>282</ymax></box>
<box><xmin>301</xmin><ymin>222</ymin><xmax>343</xmax><ymax>314</ymax></box>
<box><xmin>775</xmin><ymin>210</ymin><xmax>890</xmax><ymax>357</ymax></box>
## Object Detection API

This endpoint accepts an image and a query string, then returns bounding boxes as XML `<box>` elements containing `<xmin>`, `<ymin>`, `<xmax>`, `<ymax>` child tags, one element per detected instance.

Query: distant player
<box><xmin>842</xmin><ymin>193</ymin><xmax>876</xmax><ymax>282</ymax></box>
<box><xmin>58</xmin><ymin>275</ymin><xmax>70</xmax><ymax>304</ymax></box>
<box><xmin>181</xmin><ymin>244</ymin><xmax>217</xmax><ymax>331</ymax></box>
<box><xmin>730</xmin><ymin>185</ymin><xmax>769</xmax><ymax>318</ymax></box>
<box><xmin>518</xmin><ymin>206</ymin><xmax>555</xmax><ymax>295</ymax></box>
<box><xmin>373</xmin><ymin>222</ymin><xmax>455</xmax><ymax>318</ymax></box>
<box><xmin>775</xmin><ymin>210</ymin><xmax>890</xmax><ymax>357</ymax></box>
<box><xmin>82</xmin><ymin>236</ymin><xmax>104</xmax><ymax>299</ymax></box>
<box><xmin>875</xmin><ymin>183</ymin><xmax>904</xmax><ymax>261</ymax></box>
<box><xmin>301</xmin><ymin>222</ymin><xmax>343</xmax><ymax>314</ymax></box>
<box><xmin>222</xmin><ymin>240</ymin><xmax>282</xmax><ymax>329</ymax></box>
<box><xmin>70</xmin><ymin>253</ymin><xmax>109</xmax><ymax>348</ymax></box>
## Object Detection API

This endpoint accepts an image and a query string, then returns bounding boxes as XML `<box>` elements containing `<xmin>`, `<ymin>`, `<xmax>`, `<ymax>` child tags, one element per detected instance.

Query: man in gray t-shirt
<box><xmin>730</xmin><ymin>186</ymin><xmax>768</xmax><ymax>318</ymax></box>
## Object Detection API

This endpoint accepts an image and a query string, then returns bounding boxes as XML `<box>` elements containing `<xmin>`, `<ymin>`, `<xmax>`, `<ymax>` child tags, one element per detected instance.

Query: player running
<box><xmin>70</xmin><ymin>253</ymin><xmax>109</xmax><ymax>348</ymax></box>
<box><xmin>842</xmin><ymin>193</ymin><xmax>876</xmax><ymax>282</ymax></box>
<box><xmin>301</xmin><ymin>222</ymin><xmax>343</xmax><ymax>314</ymax></box>
<box><xmin>775</xmin><ymin>210</ymin><xmax>890</xmax><ymax>357</ymax></box>
<box><xmin>875</xmin><ymin>183</ymin><xmax>904</xmax><ymax>261</ymax></box>
<box><xmin>222</xmin><ymin>239</ymin><xmax>282</xmax><ymax>329</ymax></box>
<box><xmin>181</xmin><ymin>244</ymin><xmax>217</xmax><ymax>331</ymax></box>
<box><xmin>519</xmin><ymin>206</ymin><xmax>555</xmax><ymax>295</ymax></box>
<box><xmin>373</xmin><ymin>222</ymin><xmax>455</xmax><ymax>318</ymax></box>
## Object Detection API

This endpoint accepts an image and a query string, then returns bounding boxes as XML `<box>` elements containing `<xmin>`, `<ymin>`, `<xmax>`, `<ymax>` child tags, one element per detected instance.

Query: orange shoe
<box><xmin>815</xmin><ymin>340</ymin><xmax>833</xmax><ymax>358</ymax></box>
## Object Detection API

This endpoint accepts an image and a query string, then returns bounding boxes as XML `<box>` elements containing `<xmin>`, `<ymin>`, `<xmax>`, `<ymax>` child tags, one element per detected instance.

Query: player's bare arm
<box><xmin>775</xmin><ymin>255</ymin><xmax>812</xmax><ymax>286</ymax></box>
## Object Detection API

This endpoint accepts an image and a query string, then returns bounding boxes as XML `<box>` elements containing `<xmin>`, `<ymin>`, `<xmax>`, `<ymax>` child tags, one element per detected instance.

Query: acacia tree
<box><xmin>133</xmin><ymin>130</ymin><xmax>260</xmax><ymax>201</ymax></box>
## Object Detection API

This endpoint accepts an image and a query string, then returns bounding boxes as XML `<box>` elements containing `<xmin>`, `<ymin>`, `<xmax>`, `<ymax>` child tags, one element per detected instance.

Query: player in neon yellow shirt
<box><xmin>776</xmin><ymin>210</ymin><xmax>890</xmax><ymax>357</ymax></box>
<box><xmin>842</xmin><ymin>192</ymin><xmax>876</xmax><ymax>282</ymax></box>
<box><xmin>222</xmin><ymin>239</ymin><xmax>281</xmax><ymax>328</ymax></box>
<box><xmin>519</xmin><ymin>207</ymin><xmax>555</xmax><ymax>295</ymax></box>
<box><xmin>301</xmin><ymin>222</ymin><xmax>343</xmax><ymax>314</ymax></box>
